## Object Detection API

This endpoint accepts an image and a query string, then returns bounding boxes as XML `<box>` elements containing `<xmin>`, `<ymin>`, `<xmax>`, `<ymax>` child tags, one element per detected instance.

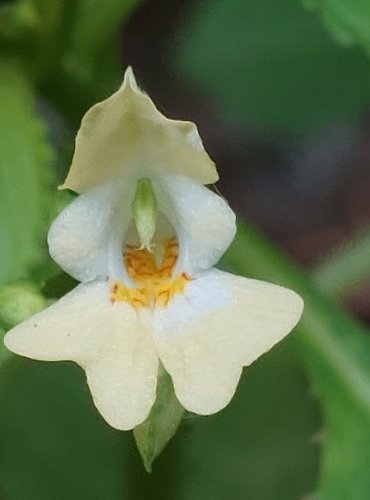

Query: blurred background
<box><xmin>2</xmin><ymin>0</ymin><xmax>370</xmax><ymax>498</ymax></box>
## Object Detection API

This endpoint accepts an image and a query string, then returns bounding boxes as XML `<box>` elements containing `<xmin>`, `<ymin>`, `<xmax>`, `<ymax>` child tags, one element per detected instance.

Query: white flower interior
<box><xmin>48</xmin><ymin>174</ymin><xmax>237</xmax><ymax>308</ymax></box>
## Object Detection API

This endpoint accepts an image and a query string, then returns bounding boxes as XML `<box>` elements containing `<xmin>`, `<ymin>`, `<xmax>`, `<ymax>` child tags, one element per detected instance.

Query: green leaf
<box><xmin>0</xmin><ymin>1</ymin><xmax>141</xmax><ymax>118</ymax></box>
<box><xmin>304</xmin><ymin>0</ymin><xmax>370</xmax><ymax>54</ymax></box>
<box><xmin>0</xmin><ymin>360</ymin><xmax>132</xmax><ymax>499</ymax></box>
<box><xmin>224</xmin><ymin>221</ymin><xmax>370</xmax><ymax>499</ymax></box>
<box><xmin>63</xmin><ymin>0</ymin><xmax>140</xmax><ymax>86</ymax></box>
<box><xmin>0</xmin><ymin>64</ymin><xmax>54</xmax><ymax>287</ymax></box>
<box><xmin>134</xmin><ymin>366</ymin><xmax>184</xmax><ymax>472</ymax></box>
<box><xmin>171</xmin><ymin>0</ymin><xmax>370</xmax><ymax>132</ymax></box>
<box><xmin>44</xmin><ymin>0</ymin><xmax>142</xmax><ymax>123</ymax></box>
<box><xmin>313</xmin><ymin>225</ymin><xmax>370</xmax><ymax>298</ymax></box>
<box><xmin>0</xmin><ymin>0</ymin><xmax>39</xmax><ymax>41</ymax></box>
<box><xmin>163</xmin><ymin>344</ymin><xmax>319</xmax><ymax>500</ymax></box>
<box><xmin>0</xmin><ymin>346</ymin><xmax>318</xmax><ymax>499</ymax></box>
<box><xmin>0</xmin><ymin>328</ymin><xmax>12</xmax><ymax>365</ymax></box>
<box><xmin>0</xmin><ymin>0</ymin><xmax>77</xmax><ymax>82</ymax></box>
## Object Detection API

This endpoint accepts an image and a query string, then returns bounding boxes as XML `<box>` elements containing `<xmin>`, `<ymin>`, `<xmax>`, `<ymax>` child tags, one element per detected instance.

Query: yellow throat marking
<box><xmin>111</xmin><ymin>237</ymin><xmax>190</xmax><ymax>308</ymax></box>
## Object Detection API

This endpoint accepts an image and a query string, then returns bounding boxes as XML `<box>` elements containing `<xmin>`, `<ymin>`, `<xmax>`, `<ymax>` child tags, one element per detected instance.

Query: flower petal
<box><xmin>153</xmin><ymin>175</ymin><xmax>236</xmax><ymax>273</ymax></box>
<box><xmin>153</xmin><ymin>269</ymin><xmax>303</xmax><ymax>415</ymax></box>
<box><xmin>48</xmin><ymin>180</ymin><xmax>134</xmax><ymax>283</ymax></box>
<box><xmin>61</xmin><ymin>67</ymin><xmax>218</xmax><ymax>193</ymax></box>
<box><xmin>4</xmin><ymin>281</ymin><xmax>158</xmax><ymax>430</ymax></box>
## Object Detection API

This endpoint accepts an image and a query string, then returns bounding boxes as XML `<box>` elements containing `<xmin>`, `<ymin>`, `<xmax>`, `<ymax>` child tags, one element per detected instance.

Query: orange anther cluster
<box><xmin>111</xmin><ymin>238</ymin><xmax>191</xmax><ymax>309</ymax></box>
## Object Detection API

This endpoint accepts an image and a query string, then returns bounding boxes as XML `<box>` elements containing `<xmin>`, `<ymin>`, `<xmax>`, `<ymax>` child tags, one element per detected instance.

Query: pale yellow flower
<box><xmin>4</xmin><ymin>68</ymin><xmax>303</xmax><ymax>430</ymax></box>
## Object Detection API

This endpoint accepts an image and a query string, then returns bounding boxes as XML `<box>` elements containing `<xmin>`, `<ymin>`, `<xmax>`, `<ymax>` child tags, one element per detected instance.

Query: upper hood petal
<box><xmin>61</xmin><ymin>67</ymin><xmax>218</xmax><ymax>193</ymax></box>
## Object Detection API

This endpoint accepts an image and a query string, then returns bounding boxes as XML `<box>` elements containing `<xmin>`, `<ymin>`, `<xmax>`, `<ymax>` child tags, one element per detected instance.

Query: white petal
<box><xmin>48</xmin><ymin>180</ymin><xmax>134</xmax><ymax>282</ymax></box>
<box><xmin>153</xmin><ymin>176</ymin><xmax>236</xmax><ymax>273</ymax></box>
<box><xmin>153</xmin><ymin>269</ymin><xmax>303</xmax><ymax>415</ymax></box>
<box><xmin>4</xmin><ymin>281</ymin><xmax>158</xmax><ymax>430</ymax></box>
<box><xmin>61</xmin><ymin>67</ymin><xmax>218</xmax><ymax>193</ymax></box>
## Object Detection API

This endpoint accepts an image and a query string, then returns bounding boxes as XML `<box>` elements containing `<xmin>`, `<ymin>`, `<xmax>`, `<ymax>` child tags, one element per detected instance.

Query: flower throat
<box><xmin>111</xmin><ymin>178</ymin><xmax>190</xmax><ymax>308</ymax></box>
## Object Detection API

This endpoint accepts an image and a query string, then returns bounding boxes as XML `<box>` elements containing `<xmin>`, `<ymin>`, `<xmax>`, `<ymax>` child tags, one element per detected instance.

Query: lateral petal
<box><xmin>153</xmin><ymin>269</ymin><xmax>303</xmax><ymax>415</ymax></box>
<box><xmin>4</xmin><ymin>281</ymin><xmax>158</xmax><ymax>430</ymax></box>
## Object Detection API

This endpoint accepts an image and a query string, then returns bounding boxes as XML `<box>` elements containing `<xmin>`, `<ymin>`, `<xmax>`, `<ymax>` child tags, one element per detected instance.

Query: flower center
<box><xmin>111</xmin><ymin>237</ymin><xmax>191</xmax><ymax>309</ymax></box>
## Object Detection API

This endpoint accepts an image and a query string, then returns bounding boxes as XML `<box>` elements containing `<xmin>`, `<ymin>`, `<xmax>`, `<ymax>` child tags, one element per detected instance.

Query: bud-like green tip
<box><xmin>0</xmin><ymin>283</ymin><xmax>46</xmax><ymax>330</ymax></box>
<box><xmin>132</xmin><ymin>178</ymin><xmax>158</xmax><ymax>251</ymax></box>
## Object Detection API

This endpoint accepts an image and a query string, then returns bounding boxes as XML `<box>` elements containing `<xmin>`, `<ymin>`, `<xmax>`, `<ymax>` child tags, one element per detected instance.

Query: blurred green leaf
<box><xmin>0</xmin><ymin>360</ymin><xmax>132</xmax><ymax>500</ymax></box>
<box><xmin>304</xmin><ymin>0</ymin><xmax>370</xmax><ymax>53</ymax></box>
<box><xmin>44</xmin><ymin>0</ymin><xmax>142</xmax><ymax>122</ymax></box>
<box><xmin>0</xmin><ymin>328</ymin><xmax>12</xmax><ymax>365</ymax></box>
<box><xmin>172</xmin><ymin>0</ymin><xmax>370</xmax><ymax>132</ymax></box>
<box><xmin>134</xmin><ymin>366</ymin><xmax>184</xmax><ymax>472</ymax></box>
<box><xmin>0</xmin><ymin>345</ymin><xmax>318</xmax><ymax>499</ymax></box>
<box><xmin>224</xmin><ymin>221</ymin><xmax>370</xmax><ymax>499</ymax></box>
<box><xmin>313</xmin><ymin>225</ymin><xmax>370</xmax><ymax>298</ymax></box>
<box><xmin>0</xmin><ymin>0</ymin><xmax>77</xmax><ymax>82</ymax></box>
<box><xmin>0</xmin><ymin>0</ymin><xmax>141</xmax><ymax>120</ymax></box>
<box><xmin>166</xmin><ymin>344</ymin><xmax>319</xmax><ymax>500</ymax></box>
<box><xmin>0</xmin><ymin>0</ymin><xmax>39</xmax><ymax>40</ymax></box>
<box><xmin>0</xmin><ymin>64</ymin><xmax>54</xmax><ymax>287</ymax></box>
<box><xmin>63</xmin><ymin>0</ymin><xmax>139</xmax><ymax>89</ymax></box>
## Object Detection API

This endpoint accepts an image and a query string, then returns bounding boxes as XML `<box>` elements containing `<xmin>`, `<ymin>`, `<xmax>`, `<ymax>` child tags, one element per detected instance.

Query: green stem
<box><xmin>312</xmin><ymin>225</ymin><xmax>370</xmax><ymax>298</ymax></box>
